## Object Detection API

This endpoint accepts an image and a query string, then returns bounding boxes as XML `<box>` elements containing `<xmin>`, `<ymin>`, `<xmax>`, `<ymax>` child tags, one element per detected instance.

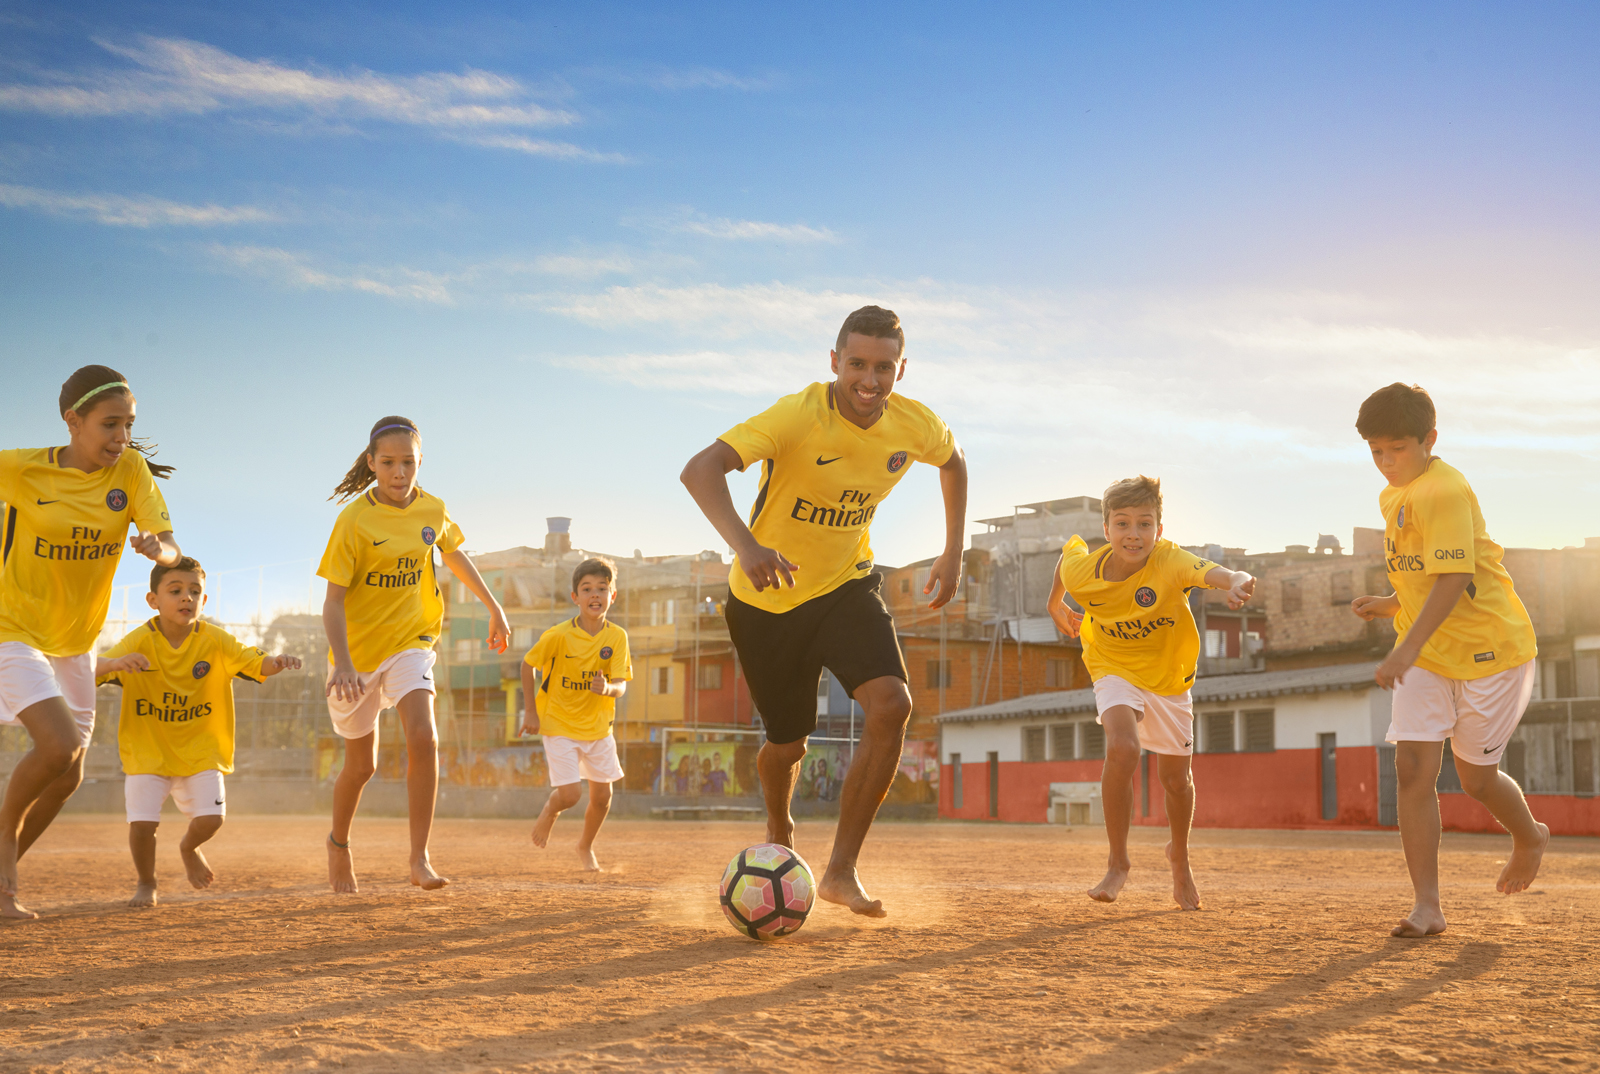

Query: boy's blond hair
<box><xmin>1102</xmin><ymin>475</ymin><xmax>1162</xmax><ymax>524</ymax></box>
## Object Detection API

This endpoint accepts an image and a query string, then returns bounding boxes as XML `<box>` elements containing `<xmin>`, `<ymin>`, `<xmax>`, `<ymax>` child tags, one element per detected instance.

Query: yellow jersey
<box><xmin>1380</xmin><ymin>458</ymin><xmax>1535</xmax><ymax>679</ymax></box>
<box><xmin>0</xmin><ymin>447</ymin><xmax>172</xmax><ymax>656</ymax></box>
<box><xmin>317</xmin><ymin>487</ymin><xmax>463</xmax><ymax>673</ymax></box>
<box><xmin>1057</xmin><ymin>535</ymin><xmax>1220</xmax><ymax>696</ymax></box>
<box><xmin>719</xmin><ymin>382</ymin><xmax>954</xmax><ymax>612</ymax></box>
<box><xmin>99</xmin><ymin>619</ymin><xmax>267</xmax><ymax>777</ymax></box>
<box><xmin>524</xmin><ymin>618</ymin><xmax>632</xmax><ymax>741</ymax></box>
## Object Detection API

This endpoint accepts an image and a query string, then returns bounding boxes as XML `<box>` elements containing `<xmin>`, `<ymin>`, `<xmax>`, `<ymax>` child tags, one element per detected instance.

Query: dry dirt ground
<box><xmin>2</xmin><ymin>815</ymin><xmax>1598</xmax><ymax>1073</ymax></box>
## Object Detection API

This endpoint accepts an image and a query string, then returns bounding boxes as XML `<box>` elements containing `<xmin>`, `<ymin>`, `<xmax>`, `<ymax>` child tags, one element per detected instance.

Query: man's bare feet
<box><xmin>576</xmin><ymin>847</ymin><xmax>601</xmax><ymax>872</ymax></box>
<box><xmin>410</xmin><ymin>855</ymin><xmax>449</xmax><ymax>891</ymax></box>
<box><xmin>181</xmin><ymin>846</ymin><xmax>215</xmax><ymax>890</ymax></box>
<box><xmin>327</xmin><ymin>835</ymin><xmax>358</xmax><ymax>894</ymax></box>
<box><xmin>128</xmin><ymin>883</ymin><xmax>158</xmax><ymax>908</ymax></box>
<box><xmin>767</xmin><ymin>816</ymin><xmax>795</xmax><ymax>849</ymax></box>
<box><xmin>1497</xmin><ymin>821</ymin><xmax>1549</xmax><ymax>894</ymax></box>
<box><xmin>1166</xmin><ymin>841</ymin><xmax>1202</xmax><ymax>911</ymax></box>
<box><xmin>1088</xmin><ymin>861</ymin><xmax>1130</xmax><ymax>903</ymax></box>
<box><xmin>1391</xmin><ymin>905</ymin><xmax>1448</xmax><ymax>938</ymax></box>
<box><xmin>1</xmin><ymin>890</ymin><xmax>39</xmax><ymax>920</ymax></box>
<box><xmin>818</xmin><ymin>866</ymin><xmax>886</xmax><ymax>918</ymax></box>
<box><xmin>530</xmin><ymin>802</ymin><xmax>558</xmax><ymax>849</ymax></box>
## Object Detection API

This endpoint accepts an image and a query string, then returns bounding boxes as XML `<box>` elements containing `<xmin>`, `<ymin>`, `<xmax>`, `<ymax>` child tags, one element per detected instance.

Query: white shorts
<box><xmin>1093</xmin><ymin>675</ymin><xmax>1195</xmax><ymax>756</ymax></box>
<box><xmin>326</xmin><ymin>648</ymin><xmax>437</xmax><ymax>740</ymax></box>
<box><xmin>0</xmin><ymin>642</ymin><xmax>96</xmax><ymax>748</ymax></box>
<box><xmin>125</xmin><ymin>770</ymin><xmax>226</xmax><ymax>824</ymax></box>
<box><xmin>1388</xmin><ymin>659</ymin><xmax>1535</xmax><ymax>767</ymax></box>
<box><xmin>544</xmin><ymin>734</ymin><xmax>624</xmax><ymax>786</ymax></box>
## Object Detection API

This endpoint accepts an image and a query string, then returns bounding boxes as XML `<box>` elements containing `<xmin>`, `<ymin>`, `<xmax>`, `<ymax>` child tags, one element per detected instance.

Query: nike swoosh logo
<box><xmin>816</xmin><ymin>456</ymin><xmax>842</xmax><ymax>465</ymax></box>
<box><xmin>36</xmin><ymin>499</ymin><xmax>58</xmax><ymax>505</ymax></box>
<box><xmin>1483</xmin><ymin>745</ymin><xmax>1498</xmax><ymax>754</ymax></box>
<box><xmin>1183</xmin><ymin>741</ymin><xmax>1192</xmax><ymax>749</ymax></box>
<box><xmin>214</xmin><ymin>798</ymin><xmax>225</xmax><ymax>805</ymax></box>
<box><xmin>372</xmin><ymin>538</ymin><xmax>389</xmax><ymax>545</ymax></box>
<box><xmin>1088</xmin><ymin>601</ymin><xmax>1104</xmax><ymax>607</ymax></box>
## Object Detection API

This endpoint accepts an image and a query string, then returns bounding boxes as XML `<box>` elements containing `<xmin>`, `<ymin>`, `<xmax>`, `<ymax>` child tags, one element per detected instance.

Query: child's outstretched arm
<box><xmin>95</xmin><ymin>653</ymin><xmax>150</xmax><ymax>678</ymax></box>
<box><xmin>519</xmin><ymin>660</ymin><xmax>539</xmax><ymax>736</ymax></box>
<box><xmin>1372</xmin><ymin>573</ymin><xmax>1472</xmax><ymax>689</ymax></box>
<box><xmin>258</xmin><ymin>654</ymin><xmax>303</xmax><ymax>679</ymax></box>
<box><xmin>440</xmin><ymin>549</ymin><xmax>509</xmax><ymax>654</ymax></box>
<box><xmin>1203</xmin><ymin>567</ymin><xmax>1255</xmax><ymax>609</ymax></box>
<box><xmin>1046</xmin><ymin>556</ymin><xmax>1083</xmax><ymax>639</ymax></box>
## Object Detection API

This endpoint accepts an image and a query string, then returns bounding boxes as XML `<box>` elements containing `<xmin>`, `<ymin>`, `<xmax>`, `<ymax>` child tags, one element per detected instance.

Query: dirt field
<box><xmin>2</xmin><ymin>815</ymin><xmax>1598</xmax><ymax>1073</ymax></box>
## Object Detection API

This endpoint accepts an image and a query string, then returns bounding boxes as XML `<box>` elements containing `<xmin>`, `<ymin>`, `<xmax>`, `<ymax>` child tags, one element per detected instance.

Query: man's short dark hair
<box><xmin>571</xmin><ymin>556</ymin><xmax>617</xmax><ymax>592</ymax></box>
<box><xmin>835</xmin><ymin>305</ymin><xmax>905</xmax><ymax>358</ymax></box>
<box><xmin>1356</xmin><ymin>383</ymin><xmax>1436</xmax><ymax>441</ymax></box>
<box><xmin>151</xmin><ymin>556</ymin><xmax>206</xmax><ymax>593</ymax></box>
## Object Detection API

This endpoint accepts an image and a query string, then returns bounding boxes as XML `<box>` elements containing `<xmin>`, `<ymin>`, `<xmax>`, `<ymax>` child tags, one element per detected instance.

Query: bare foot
<box><xmin>767</xmin><ymin>816</ymin><xmax>795</xmax><ymax>849</ymax></box>
<box><xmin>530</xmin><ymin>801</ymin><xmax>558</xmax><ymax>849</ymax></box>
<box><xmin>1166</xmin><ymin>841</ymin><xmax>1202</xmax><ymax>910</ymax></box>
<box><xmin>1</xmin><ymin>890</ymin><xmax>39</xmax><ymax>920</ymax></box>
<box><xmin>181</xmin><ymin>845</ymin><xmax>215</xmax><ymax>890</ymax></box>
<box><xmin>1391</xmin><ymin>906</ymin><xmax>1448</xmax><ymax>938</ymax></box>
<box><xmin>576</xmin><ymin>847</ymin><xmax>601</xmax><ymax>872</ymax></box>
<box><xmin>410</xmin><ymin>855</ymin><xmax>449</xmax><ymax>891</ymax></box>
<box><xmin>1088</xmin><ymin>861</ymin><xmax>1130</xmax><ymax>903</ymax></box>
<box><xmin>327</xmin><ymin>835</ymin><xmax>359</xmax><ymax>894</ymax></box>
<box><xmin>819</xmin><ymin>866</ymin><xmax>886</xmax><ymax>918</ymax></box>
<box><xmin>1497</xmin><ymin>822</ymin><xmax>1549</xmax><ymax>894</ymax></box>
<box><xmin>128</xmin><ymin>883</ymin><xmax>158</xmax><ymax>908</ymax></box>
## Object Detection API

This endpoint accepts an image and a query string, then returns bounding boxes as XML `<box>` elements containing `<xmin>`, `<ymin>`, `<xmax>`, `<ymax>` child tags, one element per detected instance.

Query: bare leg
<box><xmin>328</xmin><ymin>731</ymin><xmax>376</xmax><ymax>894</ymax></box>
<box><xmin>817</xmin><ymin>675</ymin><xmax>910</xmax><ymax>918</ymax></box>
<box><xmin>128</xmin><ymin>821</ymin><xmax>160</xmax><ymax>908</ymax></box>
<box><xmin>1392</xmin><ymin>741</ymin><xmax>1448</xmax><ymax>937</ymax></box>
<box><xmin>574</xmin><ymin>780</ymin><xmax>613</xmax><ymax>871</ymax></box>
<box><xmin>1090</xmin><ymin>707</ymin><xmax>1141</xmax><ymax>903</ymax></box>
<box><xmin>179</xmin><ymin>815</ymin><xmax>224</xmax><ymax>890</ymax></box>
<box><xmin>0</xmin><ymin>697</ymin><xmax>81</xmax><ymax>920</ymax></box>
<box><xmin>1157</xmin><ymin>753</ymin><xmax>1200</xmax><ymax>910</ymax></box>
<box><xmin>16</xmin><ymin>752</ymin><xmax>86</xmax><ymax>858</ymax></box>
<box><xmin>756</xmin><ymin>738</ymin><xmax>807</xmax><ymax>848</ymax></box>
<box><xmin>531</xmin><ymin>783</ymin><xmax>581</xmax><ymax>848</ymax></box>
<box><xmin>398</xmin><ymin>690</ymin><xmax>447</xmax><ymax>890</ymax></box>
<box><xmin>1454</xmin><ymin>756</ymin><xmax>1549</xmax><ymax>894</ymax></box>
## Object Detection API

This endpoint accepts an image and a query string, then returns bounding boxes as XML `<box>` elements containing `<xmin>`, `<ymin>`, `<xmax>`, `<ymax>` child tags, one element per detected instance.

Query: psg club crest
<box><xmin>1397</xmin><ymin>506</ymin><xmax>1406</xmax><ymax>529</ymax></box>
<box><xmin>599</xmin><ymin>646</ymin><xmax>613</xmax><ymax>659</ymax></box>
<box><xmin>1135</xmin><ymin>586</ymin><xmax>1157</xmax><ymax>608</ymax></box>
<box><xmin>106</xmin><ymin>489</ymin><xmax>128</xmax><ymax>511</ymax></box>
<box><xmin>192</xmin><ymin>661</ymin><xmax>211</xmax><ymax>679</ymax></box>
<box><xmin>421</xmin><ymin>526</ymin><xmax>436</xmax><ymax>545</ymax></box>
<box><xmin>886</xmin><ymin>450</ymin><xmax>908</xmax><ymax>473</ymax></box>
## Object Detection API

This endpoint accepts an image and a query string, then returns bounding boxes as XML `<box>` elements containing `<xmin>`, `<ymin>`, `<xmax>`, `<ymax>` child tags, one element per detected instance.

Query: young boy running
<box><xmin>680</xmin><ymin>304</ymin><xmax>968</xmax><ymax>918</ymax></box>
<box><xmin>1047</xmin><ymin>477</ymin><xmax>1254</xmax><ymax>910</ymax></box>
<box><xmin>1350</xmin><ymin>383</ymin><xmax>1545</xmax><ymax>938</ymax></box>
<box><xmin>520</xmin><ymin>557</ymin><xmax>631</xmax><ymax>871</ymax></box>
<box><xmin>96</xmin><ymin>557</ymin><xmax>301</xmax><ymax>907</ymax></box>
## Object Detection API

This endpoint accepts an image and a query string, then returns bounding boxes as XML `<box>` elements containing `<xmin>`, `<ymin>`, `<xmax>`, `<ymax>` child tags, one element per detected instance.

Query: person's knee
<box><xmin>1394</xmin><ymin>744</ymin><xmax>1438</xmax><ymax>789</ymax></box>
<box><xmin>589</xmin><ymin>781</ymin><xmax>614</xmax><ymax>806</ymax></box>
<box><xmin>763</xmin><ymin>739</ymin><xmax>808</xmax><ymax>767</ymax></box>
<box><xmin>342</xmin><ymin>751</ymin><xmax>377</xmax><ymax>782</ymax></box>
<box><xmin>552</xmin><ymin>785</ymin><xmax>582</xmax><ymax>810</ymax></box>
<box><xmin>129</xmin><ymin>820</ymin><xmax>159</xmax><ymax>838</ymax></box>
<box><xmin>1160</xmin><ymin>768</ymin><xmax>1193</xmax><ymax>796</ymax></box>
<box><xmin>1455</xmin><ymin>761</ymin><xmax>1501</xmax><ymax>800</ymax></box>
<box><xmin>860</xmin><ymin>682</ymin><xmax>912</xmax><ymax>727</ymax></box>
<box><xmin>33</xmin><ymin>736</ymin><xmax>81</xmax><ymax>776</ymax></box>
<box><xmin>1105</xmin><ymin>740</ymin><xmax>1141</xmax><ymax>771</ymax></box>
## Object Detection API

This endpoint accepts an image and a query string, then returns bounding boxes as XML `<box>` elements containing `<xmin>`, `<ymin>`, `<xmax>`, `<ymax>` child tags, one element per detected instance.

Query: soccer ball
<box><xmin>719</xmin><ymin>843</ymin><xmax>816</xmax><ymax>940</ymax></box>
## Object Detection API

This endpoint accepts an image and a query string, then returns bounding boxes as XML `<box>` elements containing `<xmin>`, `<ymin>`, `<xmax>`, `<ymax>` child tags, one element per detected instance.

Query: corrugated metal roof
<box><xmin>934</xmin><ymin>662</ymin><xmax>1382</xmax><ymax>724</ymax></box>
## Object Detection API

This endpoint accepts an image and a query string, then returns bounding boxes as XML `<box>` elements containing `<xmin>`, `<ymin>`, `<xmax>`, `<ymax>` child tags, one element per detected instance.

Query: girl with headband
<box><xmin>318</xmin><ymin>415</ymin><xmax>508</xmax><ymax>893</ymax></box>
<box><xmin>0</xmin><ymin>364</ymin><xmax>181</xmax><ymax>919</ymax></box>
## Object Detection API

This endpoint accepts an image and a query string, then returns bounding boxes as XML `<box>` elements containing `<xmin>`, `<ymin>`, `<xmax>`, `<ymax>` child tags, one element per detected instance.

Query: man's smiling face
<box><xmin>830</xmin><ymin>332</ymin><xmax>905</xmax><ymax>428</ymax></box>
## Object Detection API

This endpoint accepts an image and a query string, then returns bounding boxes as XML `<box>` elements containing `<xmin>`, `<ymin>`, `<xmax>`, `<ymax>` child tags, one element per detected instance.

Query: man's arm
<box><xmin>923</xmin><ymin>445</ymin><xmax>968</xmax><ymax>610</ymax></box>
<box><xmin>440</xmin><ymin>549</ymin><xmax>509</xmax><ymax>653</ymax></box>
<box><xmin>1373</xmin><ymin>573</ymin><xmax>1472</xmax><ymax>689</ymax></box>
<box><xmin>1202</xmin><ymin>566</ymin><xmax>1255</xmax><ymax>609</ymax></box>
<box><xmin>679</xmin><ymin>440</ymin><xmax>797</xmax><ymax>591</ymax></box>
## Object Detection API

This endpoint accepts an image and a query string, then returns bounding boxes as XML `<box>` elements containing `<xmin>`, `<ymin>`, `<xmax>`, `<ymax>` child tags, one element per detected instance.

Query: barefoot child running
<box><xmin>0</xmin><ymin>365</ymin><xmax>182</xmax><ymax>920</ymax></box>
<box><xmin>1351</xmin><ymin>383</ymin><xmax>1545</xmax><ymax>938</ymax></box>
<box><xmin>520</xmin><ymin>557</ymin><xmax>631</xmax><ymax>871</ymax></box>
<box><xmin>1047</xmin><ymin>477</ymin><xmax>1254</xmax><ymax>911</ymax></box>
<box><xmin>319</xmin><ymin>416</ymin><xmax>508</xmax><ymax>893</ymax></box>
<box><xmin>96</xmin><ymin>556</ymin><xmax>301</xmax><ymax>907</ymax></box>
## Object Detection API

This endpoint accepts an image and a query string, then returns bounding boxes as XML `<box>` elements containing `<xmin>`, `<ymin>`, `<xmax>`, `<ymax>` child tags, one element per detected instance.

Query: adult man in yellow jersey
<box><xmin>681</xmin><ymin>305</ymin><xmax>968</xmax><ymax>918</ymax></box>
<box><xmin>1351</xmin><ymin>383</ymin><xmax>1545</xmax><ymax>938</ymax></box>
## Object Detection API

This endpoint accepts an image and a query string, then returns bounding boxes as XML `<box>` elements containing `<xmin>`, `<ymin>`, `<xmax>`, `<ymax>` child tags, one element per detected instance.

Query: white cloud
<box><xmin>452</xmin><ymin>133</ymin><xmax>627</xmax><ymax>163</ymax></box>
<box><xmin>531</xmin><ymin>254</ymin><xmax>636</xmax><ymax>279</ymax></box>
<box><xmin>207</xmin><ymin>244</ymin><xmax>455</xmax><ymax>304</ymax></box>
<box><xmin>0</xmin><ymin>183</ymin><xmax>275</xmax><ymax>227</ymax></box>
<box><xmin>676</xmin><ymin>216</ymin><xmax>837</xmax><ymax>242</ymax></box>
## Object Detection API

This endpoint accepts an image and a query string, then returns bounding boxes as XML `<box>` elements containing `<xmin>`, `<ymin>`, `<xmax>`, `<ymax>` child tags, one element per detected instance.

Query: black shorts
<box><xmin>725</xmin><ymin>572</ymin><xmax>907</xmax><ymax>745</ymax></box>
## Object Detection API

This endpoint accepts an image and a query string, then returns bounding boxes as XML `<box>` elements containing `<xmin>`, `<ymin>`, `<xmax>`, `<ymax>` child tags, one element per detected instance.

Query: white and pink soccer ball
<box><xmin>719</xmin><ymin>843</ymin><xmax>816</xmax><ymax>940</ymax></box>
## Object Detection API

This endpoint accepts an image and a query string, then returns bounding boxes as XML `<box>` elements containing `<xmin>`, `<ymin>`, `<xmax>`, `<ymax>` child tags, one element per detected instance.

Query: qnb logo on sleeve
<box><xmin>1433</xmin><ymin>548</ymin><xmax>1466</xmax><ymax>560</ymax></box>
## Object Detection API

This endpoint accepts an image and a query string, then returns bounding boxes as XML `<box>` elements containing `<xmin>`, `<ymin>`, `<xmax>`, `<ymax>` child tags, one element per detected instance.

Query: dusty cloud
<box><xmin>207</xmin><ymin>244</ymin><xmax>456</xmax><ymax>304</ymax></box>
<box><xmin>0</xmin><ymin>183</ymin><xmax>276</xmax><ymax>227</ymax></box>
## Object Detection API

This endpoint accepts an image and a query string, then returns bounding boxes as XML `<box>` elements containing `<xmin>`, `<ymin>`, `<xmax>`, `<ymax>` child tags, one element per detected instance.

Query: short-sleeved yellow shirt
<box><xmin>718</xmin><ymin>382</ymin><xmax>955</xmax><ymax>613</ymax></box>
<box><xmin>316</xmin><ymin>487</ymin><xmax>463</xmax><ymax>673</ymax></box>
<box><xmin>0</xmin><ymin>447</ymin><xmax>172</xmax><ymax>656</ymax></box>
<box><xmin>524</xmin><ymin>618</ymin><xmax>632</xmax><ymax>741</ymax></box>
<box><xmin>1379</xmin><ymin>458</ymin><xmax>1535</xmax><ymax>679</ymax></box>
<box><xmin>1057</xmin><ymin>535</ymin><xmax>1220</xmax><ymax>696</ymax></box>
<box><xmin>99</xmin><ymin>619</ymin><xmax>267</xmax><ymax>777</ymax></box>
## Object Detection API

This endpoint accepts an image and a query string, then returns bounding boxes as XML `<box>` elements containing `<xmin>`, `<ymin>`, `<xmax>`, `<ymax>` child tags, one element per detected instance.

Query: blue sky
<box><xmin>3</xmin><ymin>2</ymin><xmax>1598</xmax><ymax>623</ymax></box>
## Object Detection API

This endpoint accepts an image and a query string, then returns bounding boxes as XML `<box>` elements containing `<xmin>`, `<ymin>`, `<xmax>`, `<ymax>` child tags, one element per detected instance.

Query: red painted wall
<box><xmin>1440</xmin><ymin>791</ymin><xmax>1600</xmax><ymax>837</ymax></box>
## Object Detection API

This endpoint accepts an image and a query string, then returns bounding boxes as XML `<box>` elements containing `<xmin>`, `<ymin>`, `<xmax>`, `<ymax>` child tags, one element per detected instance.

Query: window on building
<box><xmin>665</xmin><ymin>600</ymin><xmax>676</xmax><ymax>625</ymax></box>
<box><xmin>454</xmin><ymin>638</ymin><xmax>475</xmax><ymax>663</ymax></box>
<box><xmin>1551</xmin><ymin>659</ymin><xmax>1575</xmax><ymax>699</ymax></box>
<box><xmin>1081</xmin><ymin>721</ymin><xmax>1106</xmax><ymax>759</ymax></box>
<box><xmin>900</xmin><ymin>577</ymin><xmax>912</xmax><ymax>594</ymax></box>
<box><xmin>1204</xmin><ymin>629</ymin><xmax>1226</xmax><ymax>659</ymax></box>
<box><xmin>951</xmin><ymin>752</ymin><xmax>963</xmax><ymax>809</ymax></box>
<box><xmin>697</xmin><ymin>663</ymin><xmax>723</xmax><ymax>691</ymax></box>
<box><xmin>926</xmin><ymin>659</ymin><xmax>952</xmax><ymax>689</ymax></box>
<box><xmin>512</xmin><ymin>626</ymin><xmax>534</xmax><ymax>651</ymax></box>
<box><xmin>1205</xmin><ymin>711</ymin><xmax>1235</xmax><ymax>753</ymax></box>
<box><xmin>1023</xmin><ymin>726</ymin><xmax>1046</xmax><ymax>763</ymax></box>
<box><xmin>1281</xmin><ymin>578</ymin><xmax>1302</xmax><ymax>615</ymax></box>
<box><xmin>1330</xmin><ymin>570</ymin><xmax>1354</xmax><ymax>605</ymax></box>
<box><xmin>1046</xmin><ymin>658</ymin><xmax>1072</xmax><ymax>688</ymax></box>
<box><xmin>653</xmin><ymin>667</ymin><xmax>672</xmax><ymax>694</ymax></box>
<box><xmin>1050</xmin><ymin>723</ymin><xmax>1075</xmax><ymax>761</ymax></box>
<box><xmin>1243</xmin><ymin>709</ymin><xmax>1276</xmax><ymax>752</ymax></box>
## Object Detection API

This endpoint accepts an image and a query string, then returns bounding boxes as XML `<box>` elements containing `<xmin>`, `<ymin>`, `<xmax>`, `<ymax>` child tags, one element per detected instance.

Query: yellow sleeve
<box><xmin>219</xmin><ymin>630</ymin><xmax>269</xmax><ymax>682</ymax></box>
<box><xmin>718</xmin><ymin>394</ymin><xmax>804</xmax><ymax>472</ymax></box>
<box><xmin>317</xmin><ymin>514</ymin><xmax>358</xmax><ymax>587</ymax></box>
<box><xmin>523</xmin><ymin>632</ymin><xmax>553</xmax><ymax>671</ymax></box>
<box><xmin>96</xmin><ymin>630</ymin><xmax>141</xmax><ymax>686</ymax></box>
<box><xmin>1166</xmin><ymin>545</ymin><xmax>1221</xmax><ymax>589</ymax></box>
<box><xmin>610</xmin><ymin>630</ymin><xmax>633</xmax><ymax>682</ymax></box>
<box><xmin>0</xmin><ymin>449</ymin><xmax>21</xmax><ymax>504</ymax></box>
<box><xmin>1417</xmin><ymin>479</ymin><xmax>1476</xmax><ymax>575</ymax></box>
<box><xmin>910</xmin><ymin>404</ymin><xmax>956</xmax><ymax>467</ymax></box>
<box><xmin>130</xmin><ymin>457</ymin><xmax>171</xmax><ymax>534</ymax></box>
<box><xmin>436</xmin><ymin>505</ymin><xmax>465</xmax><ymax>554</ymax></box>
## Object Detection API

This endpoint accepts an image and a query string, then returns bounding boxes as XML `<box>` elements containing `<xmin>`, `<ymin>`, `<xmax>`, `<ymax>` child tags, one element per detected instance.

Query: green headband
<box><xmin>69</xmin><ymin>381</ymin><xmax>129</xmax><ymax>413</ymax></box>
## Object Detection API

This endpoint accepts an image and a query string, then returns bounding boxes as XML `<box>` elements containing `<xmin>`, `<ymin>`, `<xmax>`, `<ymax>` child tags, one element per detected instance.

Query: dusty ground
<box><xmin>2</xmin><ymin>815</ymin><xmax>1598</xmax><ymax>1073</ymax></box>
